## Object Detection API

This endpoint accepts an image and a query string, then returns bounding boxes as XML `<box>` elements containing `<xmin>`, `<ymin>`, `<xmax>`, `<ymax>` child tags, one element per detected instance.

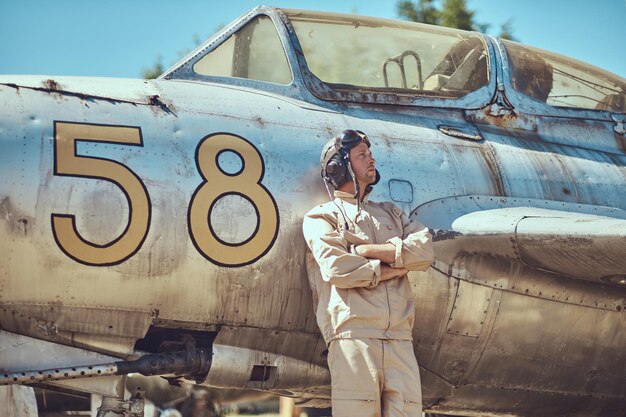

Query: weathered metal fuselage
<box><xmin>1</xmin><ymin>6</ymin><xmax>625</xmax><ymax>416</ymax></box>
<box><xmin>1</xmin><ymin>74</ymin><xmax>624</xmax><ymax>416</ymax></box>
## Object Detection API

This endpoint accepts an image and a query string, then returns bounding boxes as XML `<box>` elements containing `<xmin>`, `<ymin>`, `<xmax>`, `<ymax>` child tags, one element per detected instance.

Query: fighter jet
<box><xmin>1</xmin><ymin>6</ymin><xmax>625</xmax><ymax>417</ymax></box>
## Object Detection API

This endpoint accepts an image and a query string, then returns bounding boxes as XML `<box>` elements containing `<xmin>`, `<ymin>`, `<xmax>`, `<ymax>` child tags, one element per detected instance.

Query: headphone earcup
<box><xmin>325</xmin><ymin>154</ymin><xmax>348</xmax><ymax>188</ymax></box>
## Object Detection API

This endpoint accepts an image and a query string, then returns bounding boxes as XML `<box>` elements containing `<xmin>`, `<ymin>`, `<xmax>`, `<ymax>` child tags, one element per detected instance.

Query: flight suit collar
<box><xmin>333</xmin><ymin>190</ymin><xmax>370</xmax><ymax>203</ymax></box>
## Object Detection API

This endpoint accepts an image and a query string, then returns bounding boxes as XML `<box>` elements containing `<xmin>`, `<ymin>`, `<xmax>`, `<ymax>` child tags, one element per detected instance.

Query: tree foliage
<box><xmin>439</xmin><ymin>0</ymin><xmax>474</xmax><ymax>30</ymax></box>
<box><xmin>142</xmin><ymin>55</ymin><xmax>164</xmax><ymax>80</ymax></box>
<box><xmin>141</xmin><ymin>28</ymin><xmax>220</xmax><ymax>79</ymax></box>
<box><xmin>397</xmin><ymin>0</ymin><xmax>517</xmax><ymax>40</ymax></box>
<box><xmin>498</xmin><ymin>18</ymin><xmax>517</xmax><ymax>41</ymax></box>
<box><xmin>397</xmin><ymin>0</ymin><xmax>438</xmax><ymax>25</ymax></box>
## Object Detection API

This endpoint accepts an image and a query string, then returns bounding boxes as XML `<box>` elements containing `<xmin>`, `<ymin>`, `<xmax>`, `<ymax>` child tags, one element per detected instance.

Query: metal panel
<box><xmin>388</xmin><ymin>179</ymin><xmax>413</xmax><ymax>203</ymax></box>
<box><xmin>447</xmin><ymin>280</ymin><xmax>493</xmax><ymax>338</ymax></box>
<box><xmin>201</xmin><ymin>326</ymin><xmax>330</xmax><ymax>394</ymax></box>
<box><xmin>468</xmin><ymin>290</ymin><xmax>625</xmax><ymax>394</ymax></box>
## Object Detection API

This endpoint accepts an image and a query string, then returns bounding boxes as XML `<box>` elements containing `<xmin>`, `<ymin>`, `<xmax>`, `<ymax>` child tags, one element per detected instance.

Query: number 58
<box><xmin>51</xmin><ymin>121</ymin><xmax>279</xmax><ymax>268</ymax></box>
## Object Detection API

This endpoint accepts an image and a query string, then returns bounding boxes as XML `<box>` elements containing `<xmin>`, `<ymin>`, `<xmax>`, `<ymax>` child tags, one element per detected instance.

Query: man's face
<box><xmin>348</xmin><ymin>141</ymin><xmax>377</xmax><ymax>186</ymax></box>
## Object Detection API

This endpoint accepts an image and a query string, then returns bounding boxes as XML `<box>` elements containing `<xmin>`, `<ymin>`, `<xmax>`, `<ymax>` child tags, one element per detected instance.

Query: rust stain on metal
<box><xmin>432</xmin><ymin>229</ymin><xmax>463</xmax><ymax>242</ymax></box>
<box><xmin>17</xmin><ymin>219</ymin><xmax>28</xmax><ymax>236</ymax></box>
<box><xmin>1</xmin><ymin>82</ymin><xmax>177</xmax><ymax>116</ymax></box>
<box><xmin>0</xmin><ymin>197</ymin><xmax>34</xmax><ymax>237</ymax></box>
<box><xmin>467</xmin><ymin>103</ymin><xmax>537</xmax><ymax>133</ymax></box>
<box><xmin>442</xmin><ymin>359</ymin><xmax>468</xmax><ymax>383</ymax></box>
<box><xmin>377</xmin><ymin>133</ymin><xmax>394</xmax><ymax>149</ymax></box>
<box><xmin>43</xmin><ymin>79</ymin><xmax>60</xmax><ymax>91</ymax></box>
<box><xmin>0</xmin><ymin>81</ymin><xmax>138</xmax><ymax>106</ymax></box>
<box><xmin>148</xmin><ymin>95</ymin><xmax>177</xmax><ymax>116</ymax></box>
<box><xmin>615</xmin><ymin>131</ymin><xmax>626</xmax><ymax>152</ymax></box>
<box><xmin>478</xmin><ymin>146</ymin><xmax>506</xmax><ymax>196</ymax></box>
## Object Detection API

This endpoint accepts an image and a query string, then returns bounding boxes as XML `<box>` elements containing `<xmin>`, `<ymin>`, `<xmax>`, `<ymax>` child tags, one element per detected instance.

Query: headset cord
<box><xmin>324</xmin><ymin>180</ymin><xmax>350</xmax><ymax>231</ymax></box>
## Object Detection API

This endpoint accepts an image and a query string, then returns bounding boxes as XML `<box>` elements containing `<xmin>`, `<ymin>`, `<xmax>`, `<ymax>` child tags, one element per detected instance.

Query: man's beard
<box><xmin>364</xmin><ymin>170</ymin><xmax>377</xmax><ymax>185</ymax></box>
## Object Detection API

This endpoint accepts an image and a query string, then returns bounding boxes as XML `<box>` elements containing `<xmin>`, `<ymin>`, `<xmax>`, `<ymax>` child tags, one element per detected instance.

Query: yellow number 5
<box><xmin>51</xmin><ymin>122</ymin><xmax>150</xmax><ymax>266</ymax></box>
<box><xmin>188</xmin><ymin>133</ymin><xmax>279</xmax><ymax>267</ymax></box>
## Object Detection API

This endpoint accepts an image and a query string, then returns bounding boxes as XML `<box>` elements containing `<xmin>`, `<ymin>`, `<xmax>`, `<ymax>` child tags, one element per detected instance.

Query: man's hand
<box><xmin>380</xmin><ymin>264</ymin><xmax>408</xmax><ymax>282</ymax></box>
<box><xmin>354</xmin><ymin>242</ymin><xmax>396</xmax><ymax>265</ymax></box>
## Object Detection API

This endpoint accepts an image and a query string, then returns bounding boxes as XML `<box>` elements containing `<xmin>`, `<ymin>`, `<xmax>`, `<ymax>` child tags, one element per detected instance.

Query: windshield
<box><xmin>285</xmin><ymin>10</ymin><xmax>490</xmax><ymax>99</ymax></box>
<box><xmin>193</xmin><ymin>15</ymin><xmax>292</xmax><ymax>85</ymax></box>
<box><xmin>503</xmin><ymin>40</ymin><xmax>626</xmax><ymax>113</ymax></box>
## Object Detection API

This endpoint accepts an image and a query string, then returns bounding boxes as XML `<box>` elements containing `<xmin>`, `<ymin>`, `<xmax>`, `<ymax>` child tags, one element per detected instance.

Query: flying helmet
<box><xmin>320</xmin><ymin>129</ymin><xmax>380</xmax><ymax>189</ymax></box>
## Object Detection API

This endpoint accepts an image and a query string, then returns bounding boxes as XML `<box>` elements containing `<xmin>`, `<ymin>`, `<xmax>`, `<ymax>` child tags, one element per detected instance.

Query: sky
<box><xmin>0</xmin><ymin>0</ymin><xmax>624</xmax><ymax>79</ymax></box>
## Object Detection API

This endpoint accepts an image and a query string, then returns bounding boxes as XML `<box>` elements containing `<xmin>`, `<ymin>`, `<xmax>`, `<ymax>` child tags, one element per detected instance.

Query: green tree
<box><xmin>397</xmin><ymin>0</ymin><xmax>438</xmax><ymax>25</ymax></box>
<box><xmin>141</xmin><ymin>25</ymin><xmax>223</xmax><ymax>79</ymax></box>
<box><xmin>141</xmin><ymin>34</ymin><xmax>203</xmax><ymax>80</ymax></box>
<box><xmin>498</xmin><ymin>18</ymin><xmax>517</xmax><ymax>41</ymax></box>
<box><xmin>142</xmin><ymin>55</ymin><xmax>164</xmax><ymax>80</ymax></box>
<box><xmin>397</xmin><ymin>0</ymin><xmax>517</xmax><ymax>40</ymax></box>
<box><xmin>439</xmin><ymin>0</ymin><xmax>474</xmax><ymax>30</ymax></box>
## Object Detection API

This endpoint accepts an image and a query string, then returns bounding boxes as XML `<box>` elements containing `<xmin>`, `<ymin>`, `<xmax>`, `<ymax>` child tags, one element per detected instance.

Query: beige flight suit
<box><xmin>303</xmin><ymin>191</ymin><xmax>434</xmax><ymax>417</ymax></box>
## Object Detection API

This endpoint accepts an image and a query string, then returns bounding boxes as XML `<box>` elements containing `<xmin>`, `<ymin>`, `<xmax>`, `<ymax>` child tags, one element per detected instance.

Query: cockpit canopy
<box><xmin>286</xmin><ymin>10</ymin><xmax>490</xmax><ymax>99</ymax></box>
<box><xmin>163</xmin><ymin>6</ymin><xmax>625</xmax><ymax>114</ymax></box>
<box><xmin>503</xmin><ymin>40</ymin><xmax>625</xmax><ymax>113</ymax></box>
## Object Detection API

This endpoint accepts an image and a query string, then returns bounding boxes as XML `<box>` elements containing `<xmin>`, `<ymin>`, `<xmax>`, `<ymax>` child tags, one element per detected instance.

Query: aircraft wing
<box><xmin>418</xmin><ymin>196</ymin><xmax>626</xmax><ymax>287</ymax></box>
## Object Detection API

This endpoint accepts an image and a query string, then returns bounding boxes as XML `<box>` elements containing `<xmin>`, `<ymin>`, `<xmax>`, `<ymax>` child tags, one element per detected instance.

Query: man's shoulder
<box><xmin>368</xmin><ymin>199</ymin><xmax>404</xmax><ymax>217</ymax></box>
<box><xmin>305</xmin><ymin>201</ymin><xmax>338</xmax><ymax>217</ymax></box>
<box><xmin>303</xmin><ymin>201</ymin><xmax>342</xmax><ymax>239</ymax></box>
<box><xmin>304</xmin><ymin>201</ymin><xmax>345</xmax><ymax>231</ymax></box>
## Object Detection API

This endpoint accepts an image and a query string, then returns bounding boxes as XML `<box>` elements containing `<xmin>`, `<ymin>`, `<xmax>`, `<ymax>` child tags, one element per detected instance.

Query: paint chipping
<box><xmin>43</xmin><ymin>79</ymin><xmax>60</xmax><ymax>91</ymax></box>
<box><xmin>0</xmin><ymin>197</ymin><xmax>34</xmax><ymax>237</ymax></box>
<box><xmin>432</xmin><ymin>229</ymin><xmax>463</xmax><ymax>242</ymax></box>
<box><xmin>148</xmin><ymin>95</ymin><xmax>176</xmax><ymax>115</ymax></box>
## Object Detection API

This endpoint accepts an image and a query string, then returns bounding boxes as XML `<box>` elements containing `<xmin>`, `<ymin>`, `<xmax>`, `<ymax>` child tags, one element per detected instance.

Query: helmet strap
<box><xmin>324</xmin><ymin>180</ymin><xmax>350</xmax><ymax>230</ymax></box>
<box><xmin>344</xmin><ymin>158</ymin><xmax>363</xmax><ymax>220</ymax></box>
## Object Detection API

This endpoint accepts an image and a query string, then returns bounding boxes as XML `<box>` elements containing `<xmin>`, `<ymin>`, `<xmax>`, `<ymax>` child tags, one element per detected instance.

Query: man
<box><xmin>302</xmin><ymin>130</ymin><xmax>435</xmax><ymax>417</ymax></box>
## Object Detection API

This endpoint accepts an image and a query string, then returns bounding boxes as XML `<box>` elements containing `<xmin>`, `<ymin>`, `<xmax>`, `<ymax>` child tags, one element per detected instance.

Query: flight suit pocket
<box><xmin>331</xmin><ymin>388</ymin><xmax>378</xmax><ymax>417</ymax></box>
<box><xmin>402</xmin><ymin>392</ymin><xmax>423</xmax><ymax>416</ymax></box>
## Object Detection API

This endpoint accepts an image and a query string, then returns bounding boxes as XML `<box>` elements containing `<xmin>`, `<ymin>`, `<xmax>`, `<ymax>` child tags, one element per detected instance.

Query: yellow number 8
<box><xmin>188</xmin><ymin>133</ymin><xmax>279</xmax><ymax>267</ymax></box>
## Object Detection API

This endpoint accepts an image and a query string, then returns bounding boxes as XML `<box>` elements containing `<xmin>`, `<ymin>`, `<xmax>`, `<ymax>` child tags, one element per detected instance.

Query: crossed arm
<box><xmin>303</xmin><ymin>208</ymin><xmax>434</xmax><ymax>289</ymax></box>
<box><xmin>353</xmin><ymin>206</ymin><xmax>434</xmax><ymax>283</ymax></box>
<box><xmin>354</xmin><ymin>242</ymin><xmax>396</xmax><ymax>265</ymax></box>
<box><xmin>354</xmin><ymin>243</ymin><xmax>408</xmax><ymax>282</ymax></box>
